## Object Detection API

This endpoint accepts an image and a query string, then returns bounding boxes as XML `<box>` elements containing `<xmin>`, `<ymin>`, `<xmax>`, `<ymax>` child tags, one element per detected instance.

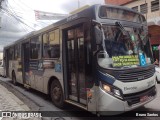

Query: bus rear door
<box><xmin>22</xmin><ymin>42</ymin><xmax>30</xmax><ymax>86</ymax></box>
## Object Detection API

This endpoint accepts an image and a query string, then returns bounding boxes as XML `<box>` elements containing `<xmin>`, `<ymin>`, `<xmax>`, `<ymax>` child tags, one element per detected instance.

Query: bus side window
<box><xmin>8</xmin><ymin>47</ymin><xmax>14</xmax><ymax>60</ymax></box>
<box><xmin>30</xmin><ymin>36</ymin><xmax>41</xmax><ymax>59</ymax></box>
<box><xmin>15</xmin><ymin>44</ymin><xmax>20</xmax><ymax>60</ymax></box>
<box><xmin>43</xmin><ymin>33</ymin><xmax>50</xmax><ymax>58</ymax></box>
<box><xmin>43</xmin><ymin>29</ymin><xmax>60</xmax><ymax>59</ymax></box>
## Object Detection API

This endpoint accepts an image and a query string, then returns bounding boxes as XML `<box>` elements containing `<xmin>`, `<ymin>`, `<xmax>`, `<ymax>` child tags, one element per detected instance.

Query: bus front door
<box><xmin>22</xmin><ymin>42</ymin><xmax>30</xmax><ymax>85</ymax></box>
<box><xmin>65</xmin><ymin>25</ymin><xmax>87</xmax><ymax>105</ymax></box>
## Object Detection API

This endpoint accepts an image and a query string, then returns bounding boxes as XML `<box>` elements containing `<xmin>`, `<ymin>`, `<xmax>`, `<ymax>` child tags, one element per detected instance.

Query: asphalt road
<box><xmin>0</xmin><ymin>77</ymin><xmax>160</xmax><ymax>120</ymax></box>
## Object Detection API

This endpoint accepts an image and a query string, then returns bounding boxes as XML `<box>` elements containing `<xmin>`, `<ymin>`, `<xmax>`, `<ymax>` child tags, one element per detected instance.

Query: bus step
<box><xmin>65</xmin><ymin>100</ymin><xmax>87</xmax><ymax>110</ymax></box>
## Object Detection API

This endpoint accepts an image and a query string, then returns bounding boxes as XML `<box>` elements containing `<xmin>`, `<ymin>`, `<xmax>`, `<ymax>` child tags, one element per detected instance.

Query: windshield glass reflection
<box><xmin>97</xmin><ymin>25</ymin><xmax>153</xmax><ymax>68</ymax></box>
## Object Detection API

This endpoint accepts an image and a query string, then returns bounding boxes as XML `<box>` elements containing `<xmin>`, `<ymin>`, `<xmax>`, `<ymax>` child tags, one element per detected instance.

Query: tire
<box><xmin>156</xmin><ymin>77</ymin><xmax>159</xmax><ymax>84</ymax></box>
<box><xmin>50</xmin><ymin>80</ymin><xmax>65</xmax><ymax>108</ymax></box>
<box><xmin>12</xmin><ymin>72</ymin><xmax>17</xmax><ymax>86</ymax></box>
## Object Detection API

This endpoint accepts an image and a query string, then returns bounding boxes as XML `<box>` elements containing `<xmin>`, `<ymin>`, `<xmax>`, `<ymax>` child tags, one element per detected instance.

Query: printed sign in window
<box><xmin>112</xmin><ymin>55</ymin><xmax>139</xmax><ymax>67</ymax></box>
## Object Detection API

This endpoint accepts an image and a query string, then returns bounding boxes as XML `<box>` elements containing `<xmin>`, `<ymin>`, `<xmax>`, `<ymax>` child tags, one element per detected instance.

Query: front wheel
<box><xmin>50</xmin><ymin>80</ymin><xmax>65</xmax><ymax>108</ymax></box>
<box><xmin>156</xmin><ymin>77</ymin><xmax>160</xmax><ymax>84</ymax></box>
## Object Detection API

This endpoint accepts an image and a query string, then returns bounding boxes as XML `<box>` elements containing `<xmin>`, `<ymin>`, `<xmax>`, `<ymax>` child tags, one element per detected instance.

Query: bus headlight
<box><xmin>101</xmin><ymin>82</ymin><xmax>123</xmax><ymax>100</ymax></box>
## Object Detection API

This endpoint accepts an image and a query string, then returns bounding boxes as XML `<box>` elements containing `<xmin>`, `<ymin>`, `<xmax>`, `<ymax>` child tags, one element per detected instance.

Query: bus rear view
<box><xmin>91</xmin><ymin>5</ymin><xmax>157</xmax><ymax>115</ymax></box>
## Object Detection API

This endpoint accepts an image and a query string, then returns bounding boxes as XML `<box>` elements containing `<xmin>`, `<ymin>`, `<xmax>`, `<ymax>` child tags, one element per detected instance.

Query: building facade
<box><xmin>105</xmin><ymin>0</ymin><xmax>160</xmax><ymax>61</ymax></box>
<box><xmin>106</xmin><ymin>0</ymin><xmax>133</xmax><ymax>6</ymax></box>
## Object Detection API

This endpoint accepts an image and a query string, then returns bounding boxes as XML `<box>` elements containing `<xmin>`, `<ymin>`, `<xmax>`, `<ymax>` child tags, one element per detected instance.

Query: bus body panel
<box><xmin>42</xmin><ymin>69</ymin><xmax>64</xmax><ymax>94</ymax></box>
<box><xmin>97</xmin><ymin>86</ymin><xmax>156</xmax><ymax>115</ymax></box>
<box><xmin>87</xmin><ymin>85</ymin><xmax>98</xmax><ymax>112</ymax></box>
<box><xmin>9</xmin><ymin>60</ymin><xmax>23</xmax><ymax>84</ymax></box>
<box><xmin>113</xmin><ymin>74</ymin><xmax>156</xmax><ymax>94</ymax></box>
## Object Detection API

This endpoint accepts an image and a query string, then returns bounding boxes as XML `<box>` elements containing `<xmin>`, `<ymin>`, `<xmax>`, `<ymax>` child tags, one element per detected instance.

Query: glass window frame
<box><xmin>42</xmin><ymin>29</ymin><xmax>60</xmax><ymax>59</ymax></box>
<box><xmin>99</xmin><ymin>6</ymin><xmax>143</xmax><ymax>23</ymax></box>
<box><xmin>151</xmin><ymin>0</ymin><xmax>159</xmax><ymax>12</ymax></box>
<box><xmin>30</xmin><ymin>35</ymin><xmax>41</xmax><ymax>60</ymax></box>
<box><xmin>9</xmin><ymin>47</ymin><xmax>15</xmax><ymax>60</ymax></box>
<box><xmin>14</xmin><ymin>44</ymin><xmax>21</xmax><ymax>60</ymax></box>
<box><xmin>140</xmin><ymin>3</ymin><xmax>148</xmax><ymax>14</ymax></box>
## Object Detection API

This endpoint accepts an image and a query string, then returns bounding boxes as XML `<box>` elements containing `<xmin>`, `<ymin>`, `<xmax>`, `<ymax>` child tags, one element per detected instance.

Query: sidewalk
<box><xmin>0</xmin><ymin>84</ymin><xmax>41</xmax><ymax>120</ymax></box>
<box><xmin>0</xmin><ymin>84</ymin><xmax>30</xmax><ymax>111</ymax></box>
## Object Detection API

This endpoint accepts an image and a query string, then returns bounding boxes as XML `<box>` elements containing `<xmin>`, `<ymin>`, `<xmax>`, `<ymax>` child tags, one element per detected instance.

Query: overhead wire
<box><xmin>1</xmin><ymin>0</ymin><xmax>31</xmax><ymax>32</ymax></box>
<box><xmin>2</xmin><ymin>0</ymin><xmax>40</xmax><ymax>31</ymax></box>
<box><xmin>16</xmin><ymin>0</ymin><xmax>52</xmax><ymax>28</ymax></box>
<box><xmin>1</xmin><ymin>7</ymin><xmax>36</xmax><ymax>30</ymax></box>
<box><xmin>7</xmin><ymin>0</ymin><xmax>35</xmax><ymax>31</ymax></box>
<box><xmin>6</xmin><ymin>2</ymin><xmax>30</xmax><ymax>32</ymax></box>
<box><xmin>2</xmin><ymin>0</ymin><xmax>68</xmax><ymax>33</ymax></box>
<box><xmin>0</xmin><ymin>7</ymin><xmax>20</xmax><ymax>29</ymax></box>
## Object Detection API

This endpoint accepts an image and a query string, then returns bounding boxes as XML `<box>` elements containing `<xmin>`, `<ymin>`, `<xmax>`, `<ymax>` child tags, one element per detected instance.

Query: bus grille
<box><xmin>123</xmin><ymin>86</ymin><xmax>156</xmax><ymax>106</ymax></box>
<box><xmin>118</xmin><ymin>68</ymin><xmax>155</xmax><ymax>82</ymax></box>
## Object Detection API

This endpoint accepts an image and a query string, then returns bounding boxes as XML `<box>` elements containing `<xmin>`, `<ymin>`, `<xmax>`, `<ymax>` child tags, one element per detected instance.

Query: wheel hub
<box><xmin>53</xmin><ymin>86</ymin><xmax>61</xmax><ymax>101</ymax></box>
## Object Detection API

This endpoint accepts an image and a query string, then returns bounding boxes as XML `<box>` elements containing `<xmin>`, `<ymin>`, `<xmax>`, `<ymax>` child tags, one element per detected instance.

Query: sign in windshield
<box><xmin>112</xmin><ymin>55</ymin><xmax>139</xmax><ymax>67</ymax></box>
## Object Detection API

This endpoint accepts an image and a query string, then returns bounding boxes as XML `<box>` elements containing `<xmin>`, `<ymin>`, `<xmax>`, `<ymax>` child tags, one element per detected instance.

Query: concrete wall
<box><xmin>122</xmin><ymin>0</ymin><xmax>160</xmax><ymax>20</ymax></box>
<box><xmin>106</xmin><ymin>0</ymin><xmax>160</xmax><ymax>20</ymax></box>
<box><xmin>105</xmin><ymin>0</ymin><xmax>134</xmax><ymax>5</ymax></box>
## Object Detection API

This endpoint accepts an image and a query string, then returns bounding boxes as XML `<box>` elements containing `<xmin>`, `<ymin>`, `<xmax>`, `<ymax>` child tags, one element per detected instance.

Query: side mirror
<box><xmin>94</xmin><ymin>26</ymin><xmax>102</xmax><ymax>45</ymax></box>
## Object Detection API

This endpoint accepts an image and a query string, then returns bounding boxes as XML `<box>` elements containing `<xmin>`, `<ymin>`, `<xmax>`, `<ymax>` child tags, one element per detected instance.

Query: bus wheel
<box><xmin>12</xmin><ymin>72</ymin><xmax>17</xmax><ymax>86</ymax></box>
<box><xmin>156</xmin><ymin>77</ymin><xmax>159</xmax><ymax>84</ymax></box>
<box><xmin>50</xmin><ymin>80</ymin><xmax>64</xmax><ymax>108</ymax></box>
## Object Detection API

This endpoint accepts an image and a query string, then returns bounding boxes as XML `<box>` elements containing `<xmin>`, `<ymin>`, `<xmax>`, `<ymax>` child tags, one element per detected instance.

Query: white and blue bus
<box><xmin>3</xmin><ymin>4</ymin><xmax>157</xmax><ymax>115</ymax></box>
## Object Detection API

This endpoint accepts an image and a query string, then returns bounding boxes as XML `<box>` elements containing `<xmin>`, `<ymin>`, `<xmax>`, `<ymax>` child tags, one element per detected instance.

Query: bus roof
<box><xmin>3</xmin><ymin>4</ymin><xmax>144</xmax><ymax>49</ymax></box>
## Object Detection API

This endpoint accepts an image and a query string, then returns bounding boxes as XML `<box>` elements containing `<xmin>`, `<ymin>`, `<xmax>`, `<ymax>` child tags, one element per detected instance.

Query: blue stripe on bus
<box><xmin>97</xmin><ymin>71</ymin><xmax>115</xmax><ymax>85</ymax></box>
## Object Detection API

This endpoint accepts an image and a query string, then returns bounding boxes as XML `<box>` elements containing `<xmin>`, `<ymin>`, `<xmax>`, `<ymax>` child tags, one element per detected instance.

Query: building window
<box><xmin>43</xmin><ymin>29</ymin><xmax>60</xmax><ymax>58</ymax></box>
<box><xmin>30</xmin><ymin>36</ymin><xmax>41</xmax><ymax>59</ymax></box>
<box><xmin>151</xmin><ymin>0</ymin><xmax>159</xmax><ymax>12</ymax></box>
<box><xmin>140</xmin><ymin>3</ymin><xmax>148</xmax><ymax>14</ymax></box>
<box><xmin>132</xmin><ymin>6</ymin><xmax>138</xmax><ymax>12</ymax></box>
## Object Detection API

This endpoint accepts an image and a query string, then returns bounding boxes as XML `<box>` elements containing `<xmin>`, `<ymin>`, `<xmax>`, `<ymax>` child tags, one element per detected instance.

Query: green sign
<box><xmin>131</xmin><ymin>34</ymin><xmax>135</xmax><ymax>41</ymax></box>
<box><xmin>152</xmin><ymin>46</ymin><xmax>158</xmax><ymax>51</ymax></box>
<box><xmin>112</xmin><ymin>55</ymin><xmax>139</xmax><ymax>67</ymax></box>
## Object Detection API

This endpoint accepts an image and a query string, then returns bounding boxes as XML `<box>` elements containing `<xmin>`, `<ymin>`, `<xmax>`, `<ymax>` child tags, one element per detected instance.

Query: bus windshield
<box><xmin>97</xmin><ymin>25</ymin><xmax>153</xmax><ymax>68</ymax></box>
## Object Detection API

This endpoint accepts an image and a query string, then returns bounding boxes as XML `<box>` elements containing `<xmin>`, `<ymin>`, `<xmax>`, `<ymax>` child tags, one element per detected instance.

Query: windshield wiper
<box><xmin>138</xmin><ymin>27</ymin><xmax>148</xmax><ymax>45</ymax></box>
<box><xmin>115</xmin><ymin>22</ymin><xmax>132</xmax><ymax>40</ymax></box>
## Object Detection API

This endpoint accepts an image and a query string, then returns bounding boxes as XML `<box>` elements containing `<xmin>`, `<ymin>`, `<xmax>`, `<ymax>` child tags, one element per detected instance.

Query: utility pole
<box><xmin>0</xmin><ymin>0</ymin><xmax>3</xmax><ymax>28</ymax></box>
<box><xmin>145</xmin><ymin>0</ymin><xmax>147</xmax><ymax>20</ymax></box>
<box><xmin>78</xmin><ymin>0</ymin><xmax>80</xmax><ymax>8</ymax></box>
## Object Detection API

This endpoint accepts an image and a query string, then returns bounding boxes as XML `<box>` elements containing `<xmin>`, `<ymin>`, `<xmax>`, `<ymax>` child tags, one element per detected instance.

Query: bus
<box><xmin>3</xmin><ymin>4</ymin><xmax>157</xmax><ymax>115</ymax></box>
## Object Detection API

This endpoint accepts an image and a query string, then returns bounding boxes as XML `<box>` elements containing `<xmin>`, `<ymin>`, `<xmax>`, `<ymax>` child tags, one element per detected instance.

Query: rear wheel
<box><xmin>12</xmin><ymin>72</ymin><xmax>17</xmax><ymax>85</ymax></box>
<box><xmin>50</xmin><ymin>80</ymin><xmax>65</xmax><ymax>108</ymax></box>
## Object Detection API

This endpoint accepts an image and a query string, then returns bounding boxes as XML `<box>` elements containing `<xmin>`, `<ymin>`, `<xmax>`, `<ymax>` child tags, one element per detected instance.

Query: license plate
<box><xmin>140</xmin><ymin>95</ymin><xmax>148</xmax><ymax>102</ymax></box>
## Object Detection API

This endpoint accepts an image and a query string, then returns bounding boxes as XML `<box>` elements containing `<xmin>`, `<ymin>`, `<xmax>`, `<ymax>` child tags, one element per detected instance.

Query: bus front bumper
<box><xmin>97</xmin><ymin>86</ymin><xmax>157</xmax><ymax>115</ymax></box>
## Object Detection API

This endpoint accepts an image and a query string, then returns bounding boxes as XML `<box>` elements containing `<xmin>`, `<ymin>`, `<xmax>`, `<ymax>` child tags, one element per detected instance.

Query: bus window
<box><xmin>43</xmin><ymin>29</ymin><xmax>60</xmax><ymax>59</ymax></box>
<box><xmin>15</xmin><ymin>44</ymin><xmax>21</xmax><ymax>60</ymax></box>
<box><xmin>30</xmin><ymin>36</ymin><xmax>41</xmax><ymax>59</ymax></box>
<box><xmin>9</xmin><ymin>47</ymin><xmax>14</xmax><ymax>60</ymax></box>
